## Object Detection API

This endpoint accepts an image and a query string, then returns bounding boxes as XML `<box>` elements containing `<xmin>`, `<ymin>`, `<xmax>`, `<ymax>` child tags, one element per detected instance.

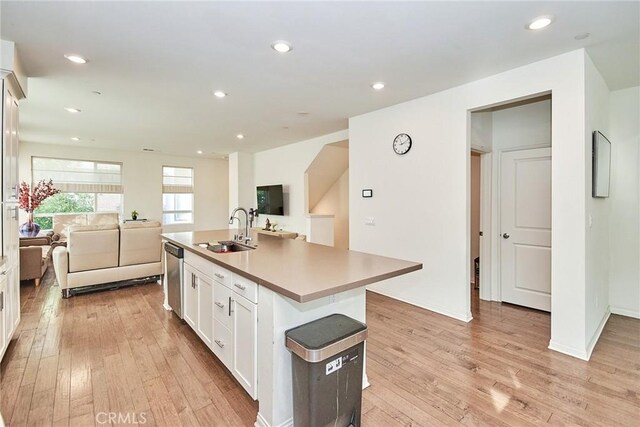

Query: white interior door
<box><xmin>500</xmin><ymin>147</ymin><xmax>551</xmax><ymax>311</ymax></box>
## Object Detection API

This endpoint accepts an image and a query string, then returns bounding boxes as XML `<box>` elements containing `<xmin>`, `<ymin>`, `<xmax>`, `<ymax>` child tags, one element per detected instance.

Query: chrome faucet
<box><xmin>229</xmin><ymin>207</ymin><xmax>251</xmax><ymax>243</ymax></box>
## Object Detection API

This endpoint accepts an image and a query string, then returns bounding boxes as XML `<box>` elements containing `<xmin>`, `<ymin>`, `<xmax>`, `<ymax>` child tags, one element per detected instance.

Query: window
<box><xmin>162</xmin><ymin>166</ymin><xmax>193</xmax><ymax>225</ymax></box>
<box><xmin>32</xmin><ymin>157</ymin><xmax>123</xmax><ymax>229</ymax></box>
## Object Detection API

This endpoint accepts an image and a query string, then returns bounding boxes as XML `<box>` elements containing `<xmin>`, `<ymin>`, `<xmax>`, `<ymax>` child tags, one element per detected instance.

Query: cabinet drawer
<box><xmin>212</xmin><ymin>319</ymin><xmax>232</xmax><ymax>368</ymax></box>
<box><xmin>231</xmin><ymin>274</ymin><xmax>258</xmax><ymax>303</ymax></box>
<box><xmin>213</xmin><ymin>281</ymin><xmax>233</xmax><ymax>330</ymax></box>
<box><xmin>184</xmin><ymin>251</ymin><xmax>214</xmax><ymax>279</ymax></box>
<box><xmin>212</xmin><ymin>264</ymin><xmax>232</xmax><ymax>288</ymax></box>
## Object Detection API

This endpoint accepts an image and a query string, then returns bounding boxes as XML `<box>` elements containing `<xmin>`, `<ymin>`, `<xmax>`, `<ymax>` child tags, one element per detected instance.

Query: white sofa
<box><xmin>52</xmin><ymin>221</ymin><xmax>163</xmax><ymax>297</ymax></box>
<box><xmin>51</xmin><ymin>212</ymin><xmax>120</xmax><ymax>242</ymax></box>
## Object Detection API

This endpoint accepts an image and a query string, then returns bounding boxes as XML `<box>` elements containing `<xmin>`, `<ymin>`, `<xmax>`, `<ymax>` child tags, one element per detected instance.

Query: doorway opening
<box><xmin>304</xmin><ymin>140</ymin><xmax>349</xmax><ymax>248</ymax></box>
<box><xmin>469</xmin><ymin>151</ymin><xmax>482</xmax><ymax>316</ymax></box>
<box><xmin>468</xmin><ymin>93</ymin><xmax>552</xmax><ymax>319</ymax></box>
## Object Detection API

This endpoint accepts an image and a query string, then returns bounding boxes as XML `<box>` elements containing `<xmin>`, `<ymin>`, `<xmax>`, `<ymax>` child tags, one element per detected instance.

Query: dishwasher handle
<box><xmin>164</xmin><ymin>242</ymin><xmax>184</xmax><ymax>258</ymax></box>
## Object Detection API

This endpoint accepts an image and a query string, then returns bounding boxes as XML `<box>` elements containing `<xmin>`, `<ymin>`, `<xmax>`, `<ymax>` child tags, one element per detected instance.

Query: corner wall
<box><xmin>19</xmin><ymin>142</ymin><xmax>229</xmax><ymax>232</ymax></box>
<box><xmin>609</xmin><ymin>86</ymin><xmax>640</xmax><ymax>318</ymax></box>
<box><xmin>584</xmin><ymin>55</ymin><xmax>612</xmax><ymax>356</ymax></box>
<box><xmin>350</xmin><ymin>49</ymin><xmax>591</xmax><ymax>357</ymax></box>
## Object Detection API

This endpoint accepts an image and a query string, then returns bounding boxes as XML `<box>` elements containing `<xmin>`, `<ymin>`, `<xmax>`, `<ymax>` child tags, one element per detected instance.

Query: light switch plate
<box><xmin>364</xmin><ymin>217</ymin><xmax>375</xmax><ymax>226</ymax></box>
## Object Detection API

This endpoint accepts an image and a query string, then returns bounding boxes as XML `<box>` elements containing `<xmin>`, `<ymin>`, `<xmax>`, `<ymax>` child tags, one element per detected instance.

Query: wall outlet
<box><xmin>364</xmin><ymin>217</ymin><xmax>375</xmax><ymax>226</ymax></box>
<box><xmin>329</xmin><ymin>294</ymin><xmax>336</xmax><ymax>304</ymax></box>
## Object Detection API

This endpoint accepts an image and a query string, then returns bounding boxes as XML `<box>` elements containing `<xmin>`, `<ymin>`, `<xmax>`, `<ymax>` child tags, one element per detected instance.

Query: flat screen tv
<box><xmin>257</xmin><ymin>185</ymin><xmax>284</xmax><ymax>215</ymax></box>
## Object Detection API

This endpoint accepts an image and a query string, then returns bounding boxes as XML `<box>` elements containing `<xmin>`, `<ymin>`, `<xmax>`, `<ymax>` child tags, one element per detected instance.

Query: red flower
<box><xmin>18</xmin><ymin>179</ymin><xmax>60</xmax><ymax>212</ymax></box>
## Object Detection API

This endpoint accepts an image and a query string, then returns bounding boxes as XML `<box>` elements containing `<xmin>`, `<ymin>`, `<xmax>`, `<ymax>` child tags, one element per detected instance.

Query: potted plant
<box><xmin>18</xmin><ymin>179</ymin><xmax>60</xmax><ymax>237</ymax></box>
<box><xmin>131</xmin><ymin>210</ymin><xmax>139</xmax><ymax>220</ymax></box>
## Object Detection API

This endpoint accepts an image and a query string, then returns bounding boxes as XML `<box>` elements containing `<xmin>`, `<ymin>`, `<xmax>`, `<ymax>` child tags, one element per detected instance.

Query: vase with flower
<box><xmin>18</xmin><ymin>179</ymin><xmax>60</xmax><ymax>237</ymax></box>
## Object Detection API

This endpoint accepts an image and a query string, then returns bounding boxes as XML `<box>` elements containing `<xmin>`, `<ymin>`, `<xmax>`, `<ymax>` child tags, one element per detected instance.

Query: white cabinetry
<box><xmin>231</xmin><ymin>292</ymin><xmax>257</xmax><ymax>398</ymax></box>
<box><xmin>196</xmin><ymin>273</ymin><xmax>213</xmax><ymax>348</ymax></box>
<box><xmin>0</xmin><ymin>76</ymin><xmax>21</xmax><ymax>362</ymax></box>
<box><xmin>182</xmin><ymin>251</ymin><xmax>258</xmax><ymax>400</ymax></box>
<box><xmin>183</xmin><ymin>263</ymin><xmax>198</xmax><ymax>329</ymax></box>
<box><xmin>183</xmin><ymin>262</ymin><xmax>214</xmax><ymax>348</ymax></box>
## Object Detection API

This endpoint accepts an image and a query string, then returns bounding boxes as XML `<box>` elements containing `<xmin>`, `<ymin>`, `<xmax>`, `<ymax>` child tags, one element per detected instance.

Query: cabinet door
<box><xmin>183</xmin><ymin>264</ymin><xmax>198</xmax><ymax>330</ymax></box>
<box><xmin>232</xmin><ymin>295</ymin><xmax>257</xmax><ymax>399</ymax></box>
<box><xmin>0</xmin><ymin>275</ymin><xmax>7</xmax><ymax>358</ymax></box>
<box><xmin>4</xmin><ymin>266</ymin><xmax>18</xmax><ymax>340</ymax></box>
<box><xmin>196</xmin><ymin>273</ymin><xmax>213</xmax><ymax>348</ymax></box>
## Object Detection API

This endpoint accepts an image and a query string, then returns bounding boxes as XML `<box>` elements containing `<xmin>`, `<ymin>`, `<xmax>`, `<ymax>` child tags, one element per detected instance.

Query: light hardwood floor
<box><xmin>2</xmin><ymin>268</ymin><xmax>639</xmax><ymax>426</ymax></box>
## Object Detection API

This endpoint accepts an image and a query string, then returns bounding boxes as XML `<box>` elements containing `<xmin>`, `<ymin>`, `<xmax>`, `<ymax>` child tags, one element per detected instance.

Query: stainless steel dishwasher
<box><xmin>164</xmin><ymin>242</ymin><xmax>184</xmax><ymax>319</ymax></box>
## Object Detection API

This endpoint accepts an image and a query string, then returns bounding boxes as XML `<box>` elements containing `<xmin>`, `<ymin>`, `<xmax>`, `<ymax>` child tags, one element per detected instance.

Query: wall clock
<box><xmin>393</xmin><ymin>133</ymin><xmax>412</xmax><ymax>155</ymax></box>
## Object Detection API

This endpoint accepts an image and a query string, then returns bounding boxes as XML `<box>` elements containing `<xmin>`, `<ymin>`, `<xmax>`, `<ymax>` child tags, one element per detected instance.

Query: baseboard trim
<box><xmin>366</xmin><ymin>288</ymin><xmax>472</xmax><ymax>323</ymax></box>
<box><xmin>610</xmin><ymin>305</ymin><xmax>640</xmax><ymax>319</ymax></box>
<box><xmin>255</xmin><ymin>413</ymin><xmax>293</xmax><ymax>427</ymax></box>
<box><xmin>548</xmin><ymin>340</ymin><xmax>589</xmax><ymax>361</ymax></box>
<box><xmin>585</xmin><ymin>309</ymin><xmax>611</xmax><ymax>360</ymax></box>
<box><xmin>548</xmin><ymin>308</ymin><xmax>612</xmax><ymax>361</ymax></box>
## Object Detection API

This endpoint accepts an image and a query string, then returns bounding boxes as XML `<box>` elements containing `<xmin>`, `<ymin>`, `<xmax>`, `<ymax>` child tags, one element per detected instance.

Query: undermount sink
<box><xmin>196</xmin><ymin>240</ymin><xmax>256</xmax><ymax>254</ymax></box>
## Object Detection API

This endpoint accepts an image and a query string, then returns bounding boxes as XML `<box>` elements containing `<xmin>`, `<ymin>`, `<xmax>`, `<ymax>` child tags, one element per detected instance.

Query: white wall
<box><xmin>311</xmin><ymin>168</ymin><xmax>350</xmax><ymax>249</ymax></box>
<box><xmin>19</xmin><ymin>142</ymin><xmax>229</xmax><ymax>232</ymax></box>
<box><xmin>584</xmin><ymin>56</ymin><xmax>612</xmax><ymax>354</ymax></box>
<box><xmin>609</xmin><ymin>86</ymin><xmax>640</xmax><ymax>318</ymax></box>
<box><xmin>350</xmin><ymin>49</ymin><xmax>593</xmax><ymax>358</ymax></box>
<box><xmin>228</xmin><ymin>151</ymin><xmax>254</xmax><ymax>229</ymax></box>
<box><xmin>253</xmin><ymin>130</ymin><xmax>348</xmax><ymax>234</ymax></box>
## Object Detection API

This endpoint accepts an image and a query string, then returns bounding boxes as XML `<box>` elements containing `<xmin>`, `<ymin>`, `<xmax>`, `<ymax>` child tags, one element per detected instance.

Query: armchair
<box><xmin>19</xmin><ymin>236</ymin><xmax>53</xmax><ymax>286</ymax></box>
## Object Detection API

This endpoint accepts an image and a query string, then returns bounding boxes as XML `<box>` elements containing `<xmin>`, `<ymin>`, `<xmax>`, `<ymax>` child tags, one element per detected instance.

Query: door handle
<box><xmin>502</xmin><ymin>233</ymin><xmax>510</xmax><ymax>239</ymax></box>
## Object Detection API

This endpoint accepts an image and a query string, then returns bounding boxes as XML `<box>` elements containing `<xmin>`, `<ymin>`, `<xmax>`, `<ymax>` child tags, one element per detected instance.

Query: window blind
<box><xmin>32</xmin><ymin>157</ymin><xmax>123</xmax><ymax>194</ymax></box>
<box><xmin>162</xmin><ymin>166</ymin><xmax>193</xmax><ymax>193</ymax></box>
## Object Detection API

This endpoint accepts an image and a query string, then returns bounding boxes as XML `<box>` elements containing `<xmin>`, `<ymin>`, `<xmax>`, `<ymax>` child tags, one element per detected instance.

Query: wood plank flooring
<box><xmin>2</xmin><ymin>267</ymin><xmax>639</xmax><ymax>426</ymax></box>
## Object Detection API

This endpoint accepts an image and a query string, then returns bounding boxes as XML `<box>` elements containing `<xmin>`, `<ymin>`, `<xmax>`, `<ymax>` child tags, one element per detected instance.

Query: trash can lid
<box><xmin>285</xmin><ymin>314</ymin><xmax>367</xmax><ymax>362</ymax></box>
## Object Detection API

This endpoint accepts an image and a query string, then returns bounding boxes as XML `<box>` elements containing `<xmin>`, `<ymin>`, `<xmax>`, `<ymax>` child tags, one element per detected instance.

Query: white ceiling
<box><xmin>1</xmin><ymin>1</ymin><xmax>638</xmax><ymax>157</ymax></box>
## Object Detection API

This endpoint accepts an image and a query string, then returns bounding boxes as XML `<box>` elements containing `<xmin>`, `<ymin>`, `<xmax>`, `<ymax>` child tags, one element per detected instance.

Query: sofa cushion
<box><xmin>87</xmin><ymin>212</ymin><xmax>120</xmax><ymax>227</ymax></box>
<box><xmin>119</xmin><ymin>222</ymin><xmax>162</xmax><ymax>266</ymax></box>
<box><xmin>120</xmin><ymin>220</ymin><xmax>161</xmax><ymax>229</ymax></box>
<box><xmin>53</xmin><ymin>214</ymin><xmax>87</xmax><ymax>239</ymax></box>
<box><xmin>69</xmin><ymin>223</ymin><xmax>119</xmax><ymax>232</ymax></box>
<box><xmin>68</xmin><ymin>225</ymin><xmax>120</xmax><ymax>273</ymax></box>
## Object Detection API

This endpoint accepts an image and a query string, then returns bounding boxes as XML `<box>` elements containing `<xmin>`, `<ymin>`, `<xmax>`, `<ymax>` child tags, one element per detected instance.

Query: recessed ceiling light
<box><xmin>64</xmin><ymin>107</ymin><xmax>81</xmax><ymax>113</ymax></box>
<box><xmin>197</xmin><ymin>150</ymin><xmax>203</xmax><ymax>154</ymax></box>
<box><xmin>92</xmin><ymin>90</ymin><xmax>102</xmax><ymax>95</ymax></box>
<box><xmin>236</xmin><ymin>134</ymin><xmax>245</xmax><ymax>140</ymax></box>
<box><xmin>527</xmin><ymin>15</ymin><xmax>553</xmax><ymax>30</ymax></box>
<box><xmin>64</xmin><ymin>54</ymin><xmax>87</xmax><ymax>64</ymax></box>
<box><xmin>71</xmin><ymin>137</ymin><xmax>80</xmax><ymax>141</ymax></box>
<box><xmin>213</xmin><ymin>90</ymin><xmax>227</xmax><ymax>98</ymax></box>
<box><xmin>371</xmin><ymin>82</ymin><xmax>385</xmax><ymax>90</ymax></box>
<box><xmin>574</xmin><ymin>33</ymin><xmax>590</xmax><ymax>40</ymax></box>
<box><xmin>271</xmin><ymin>40</ymin><xmax>292</xmax><ymax>53</ymax></box>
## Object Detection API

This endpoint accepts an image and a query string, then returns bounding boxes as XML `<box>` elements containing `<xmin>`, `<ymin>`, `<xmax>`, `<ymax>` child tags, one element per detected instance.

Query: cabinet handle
<box><xmin>214</xmin><ymin>273</ymin><xmax>225</xmax><ymax>279</ymax></box>
<box><xmin>214</xmin><ymin>339</ymin><xmax>225</xmax><ymax>348</ymax></box>
<box><xmin>229</xmin><ymin>297</ymin><xmax>233</xmax><ymax>316</ymax></box>
<box><xmin>214</xmin><ymin>301</ymin><xmax>225</xmax><ymax>309</ymax></box>
<box><xmin>0</xmin><ymin>291</ymin><xmax>4</xmax><ymax>311</ymax></box>
<box><xmin>234</xmin><ymin>283</ymin><xmax>246</xmax><ymax>291</ymax></box>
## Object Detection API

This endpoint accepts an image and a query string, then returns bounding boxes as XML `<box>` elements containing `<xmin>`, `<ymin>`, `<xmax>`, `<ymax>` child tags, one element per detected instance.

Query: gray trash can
<box><xmin>285</xmin><ymin>314</ymin><xmax>368</xmax><ymax>427</ymax></box>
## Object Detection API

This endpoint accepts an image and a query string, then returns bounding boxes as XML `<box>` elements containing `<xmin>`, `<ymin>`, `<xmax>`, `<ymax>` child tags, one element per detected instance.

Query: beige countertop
<box><xmin>162</xmin><ymin>229</ymin><xmax>422</xmax><ymax>303</ymax></box>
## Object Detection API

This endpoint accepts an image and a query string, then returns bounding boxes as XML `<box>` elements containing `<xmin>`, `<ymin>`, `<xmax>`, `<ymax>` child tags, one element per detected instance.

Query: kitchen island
<box><xmin>162</xmin><ymin>229</ymin><xmax>421</xmax><ymax>427</ymax></box>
